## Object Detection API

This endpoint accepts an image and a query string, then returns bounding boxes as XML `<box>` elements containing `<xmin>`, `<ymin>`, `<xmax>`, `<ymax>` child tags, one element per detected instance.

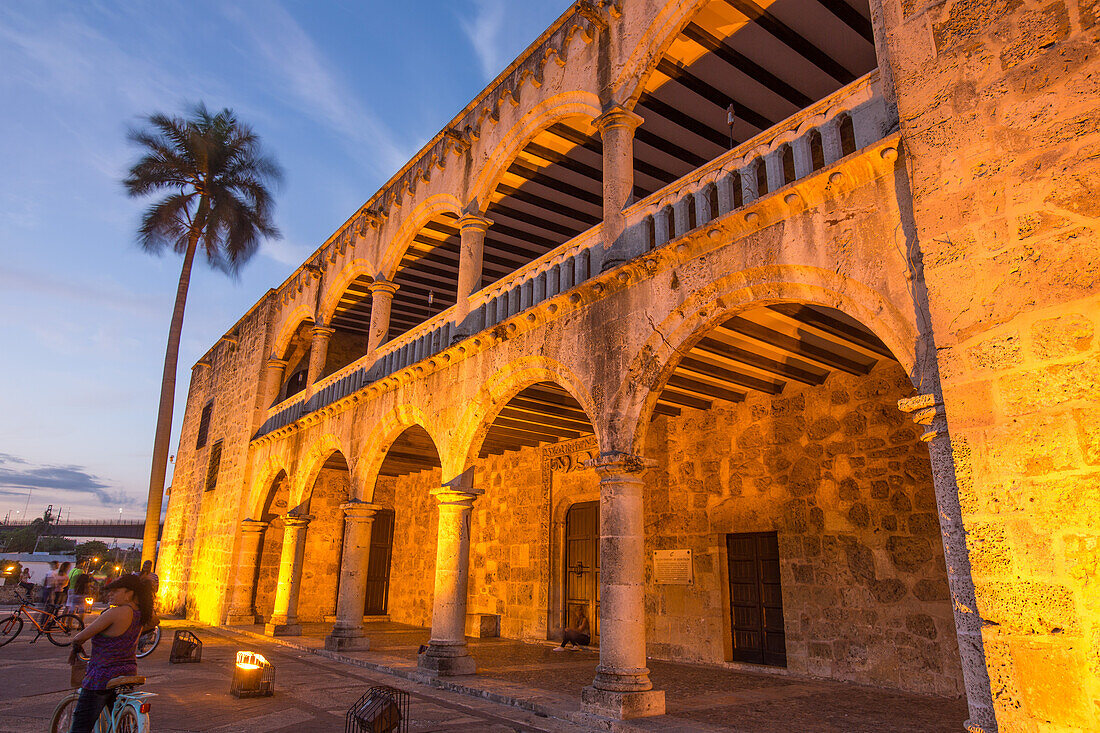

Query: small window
<box><xmin>839</xmin><ymin>115</ymin><xmax>856</xmax><ymax>156</ymax></box>
<box><xmin>644</xmin><ymin>215</ymin><xmax>656</xmax><ymax>251</ymax></box>
<box><xmin>809</xmin><ymin>130</ymin><xmax>825</xmax><ymax>171</ymax></box>
<box><xmin>781</xmin><ymin>145</ymin><xmax>796</xmax><ymax>185</ymax></box>
<box><xmin>195</xmin><ymin>401</ymin><xmax>213</xmax><ymax>450</ymax></box>
<box><xmin>755</xmin><ymin>159</ymin><xmax>768</xmax><ymax>197</ymax></box>
<box><xmin>664</xmin><ymin>205</ymin><xmax>676</xmax><ymax>241</ymax></box>
<box><xmin>204</xmin><ymin>440</ymin><xmax>223</xmax><ymax>492</ymax></box>
<box><xmin>686</xmin><ymin>195</ymin><xmax>697</xmax><ymax>230</ymax></box>
<box><xmin>285</xmin><ymin>370</ymin><xmax>307</xmax><ymax>397</ymax></box>
<box><xmin>707</xmin><ymin>183</ymin><xmax>720</xmax><ymax>221</ymax></box>
<box><xmin>731</xmin><ymin>173</ymin><xmax>744</xmax><ymax>209</ymax></box>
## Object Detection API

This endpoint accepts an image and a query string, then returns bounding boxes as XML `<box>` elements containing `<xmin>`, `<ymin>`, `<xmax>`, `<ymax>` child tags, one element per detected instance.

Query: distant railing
<box><xmin>255</xmin><ymin>71</ymin><xmax>890</xmax><ymax>440</ymax></box>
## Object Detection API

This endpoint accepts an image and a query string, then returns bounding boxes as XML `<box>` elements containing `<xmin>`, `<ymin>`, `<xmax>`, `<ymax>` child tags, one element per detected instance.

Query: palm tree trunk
<box><xmin>141</xmin><ymin>228</ymin><xmax>201</xmax><ymax>569</ymax></box>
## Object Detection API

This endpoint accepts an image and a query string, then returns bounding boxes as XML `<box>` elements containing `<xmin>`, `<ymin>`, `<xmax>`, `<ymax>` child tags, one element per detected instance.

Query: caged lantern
<box><xmin>230</xmin><ymin>651</ymin><xmax>274</xmax><ymax>698</ymax></box>
<box><xmin>345</xmin><ymin>686</ymin><xmax>408</xmax><ymax>733</ymax></box>
<box><xmin>169</xmin><ymin>630</ymin><xmax>203</xmax><ymax>664</ymax></box>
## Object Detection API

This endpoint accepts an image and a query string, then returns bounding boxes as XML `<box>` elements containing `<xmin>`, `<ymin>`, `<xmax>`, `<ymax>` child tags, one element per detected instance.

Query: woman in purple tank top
<box><xmin>66</xmin><ymin>574</ymin><xmax>154</xmax><ymax>733</ymax></box>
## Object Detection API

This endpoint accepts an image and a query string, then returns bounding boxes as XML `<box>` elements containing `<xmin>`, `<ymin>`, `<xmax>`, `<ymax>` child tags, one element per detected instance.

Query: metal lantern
<box><xmin>230</xmin><ymin>651</ymin><xmax>274</xmax><ymax>698</ymax></box>
<box><xmin>345</xmin><ymin>686</ymin><xmax>408</xmax><ymax>733</ymax></box>
<box><xmin>169</xmin><ymin>630</ymin><xmax>203</xmax><ymax>664</ymax></box>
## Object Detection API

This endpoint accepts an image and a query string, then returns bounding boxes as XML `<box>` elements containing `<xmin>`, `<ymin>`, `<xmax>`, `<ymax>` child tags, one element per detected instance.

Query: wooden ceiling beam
<box><xmin>493</xmin><ymin>182</ymin><xmax>601</xmax><ymax>227</ymax></box>
<box><xmin>692</xmin><ymin>336</ymin><xmax>827</xmax><ymax>386</ymax></box>
<box><xmin>652</xmin><ymin>400</ymin><xmax>683</xmax><ymax>418</ymax></box>
<box><xmin>667</xmin><ymin>374</ymin><xmax>749</xmax><ymax>403</ymax></box>
<box><xmin>508</xmin><ymin>160</ymin><xmax>602</xmax><ymax>207</ymax></box>
<box><xmin>816</xmin><ymin>0</ymin><xmax>874</xmax><ymax>42</ymax></box>
<box><xmin>654</xmin><ymin>387</ymin><xmax>713</xmax><ymax>411</ymax></box>
<box><xmin>545</xmin><ymin>124</ymin><xmax>676</xmax><ymax>187</ymax></box>
<box><xmin>721</xmin><ymin>316</ymin><xmax>873</xmax><ymax>375</ymax></box>
<box><xmin>656</xmin><ymin>59</ymin><xmax>772</xmax><ymax>131</ymax></box>
<box><xmin>677</xmin><ymin>355</ymin><xmax>784</xmax><ymax>394</ymax></box>
<box><xmin>637</xmin><ymin>92</ymin><xmax>732</xmax><ymax>149</ymax></box>
<box><xmin>486</xmin><ymin>202</ymin><xmax>583</xmax><ymax>239</ymax></box>
<box><xmin>681</xmin><ymin>24</ymin><xmax>813</xmax><ymax>108</ymax></box>
<box><xmin>767</xmin><ymin>303</ymin><xmax>895</xmax><ymax>359</ymax></box>
<box><xmin>498</xmin><ymin>405</ymin><xmax>593</xmax><ymax>431</ymax></box>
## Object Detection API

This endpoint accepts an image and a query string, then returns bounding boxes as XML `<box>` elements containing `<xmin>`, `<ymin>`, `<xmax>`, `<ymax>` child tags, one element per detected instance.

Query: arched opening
<box><xmin>839</xmin><ymin>113</ymin><xmax>857</xmax><ymax>156</ymax></box>
<box><xmin>463</xmin><ymin>381</ymin><xmax>600</xmax><ymax>644</ymax></box>
<box><xmin>809</xmin><ymin>128</ymin><xmax>826</xmax><ymax>171</ymax></box>
<box><xmin>371</xmin><ymin>426</ymin><xmax>442</xmax><ymax>627</ymax></box>
<box><xmin>277</xmin><ymin>320</ymin><xmax>314</xmax><ymax>401</ymax></box>
<box><xmin>253</xmin><ymin>470</ymin><xmax>290</xmax><ymax>622</ymax></box>
<box><xmin>297</xmin><ymin>451</ymin><xmax>352</xmax><ymax>623</ymax></box>
<box><xmin>634</xmin><ymin>301</ymin><xmax>966</xmax><ymax>708</ymax></box>
<box><xmin>628</xmin><ymin>0</ymin><xmax>877</xmax><ymax>198</ymax></box>
<box><xmin>781</xmin><ymin>144</ymin><xmax>796</xmax><ymax>185</ymax></box>
<box><xmin>705</xmin><ymin>182</ymin><xmax>720</xmax><ymax>223</ymax></box>
<box><xmin>322</xmin><ymin>275</ymin><xmax>374</xmax><ymax>376</ymax></box>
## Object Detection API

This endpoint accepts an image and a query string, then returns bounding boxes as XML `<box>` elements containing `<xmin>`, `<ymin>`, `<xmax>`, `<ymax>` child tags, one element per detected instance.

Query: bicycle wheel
<box><xmin>114</xmin><ymin>705</ymin><xmax>144</xmax><ymax>733</ymax></box>
<box><xmin>48</xmin><ymin>692</ymin><xmax>79</xmax><ymax>733</ymax></box>
<box><xmin>135</xmin><ymin>625</ymin><xmax>161</xmax><ymax>658</ymax></box>
<box><xmin>0</xmin><ymin>615</ymin><xmax>23</xmax><ymax>646</ymax></box>
<box><xmin>46</xmin><ymin>614</ymin><xmax>84</xmax><ymax>646</ymax></box>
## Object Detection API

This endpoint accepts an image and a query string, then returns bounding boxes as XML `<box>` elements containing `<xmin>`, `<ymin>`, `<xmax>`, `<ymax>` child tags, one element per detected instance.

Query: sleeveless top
<box><xmin>83</xmin><ymin>605</ymin><xmax>142</xmax><ymax>690</ymax></box>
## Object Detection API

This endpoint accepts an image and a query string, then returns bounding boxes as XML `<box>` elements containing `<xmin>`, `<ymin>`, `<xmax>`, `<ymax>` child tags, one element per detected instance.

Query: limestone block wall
<box><xmin>296</xmin><ymin>467</ymin><xmax>349</xmax><ymax>621</ymax></box>
<box><xmin>379</xmin><ymin>471</ymin><xmax>440</xmax><ymax>627</ymax></box>
<box><xmin>641</xmin><ymin>362</ymin><xmax>963</xmax><ymax>697</ymax></box>
<box><xmin>254</xmin><ymin>515</ymin><xmax>284</xmax><ymax>622</ymax></box>
<box><xmin>877</xmin><ymin>0</ymin><xmax>1100</xmax><ymax>727</ymax></box>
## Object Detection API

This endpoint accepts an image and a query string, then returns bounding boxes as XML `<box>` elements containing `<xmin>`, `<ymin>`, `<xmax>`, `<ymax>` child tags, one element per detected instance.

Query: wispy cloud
<box><xmin>458</xmin><ymin>0</ymin><xmax>508</xmax><ymax>81</ymax></box>
<box><xmin>222</xmin><ymin>2</ymin><xmax>410</xmax><ymax>176</ymax></box>
<box><xmin>0</xmin><ymin>453</ymin><xmax>130</xmax><ymax>506</ymax></box>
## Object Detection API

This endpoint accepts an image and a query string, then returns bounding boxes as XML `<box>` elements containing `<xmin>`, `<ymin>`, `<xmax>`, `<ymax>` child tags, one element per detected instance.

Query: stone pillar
<box><xmin>306</xmin><ymin>324</ymin><xmax>335</xmax><ymax>387</ymax></box>
<box><xmin>263</xmin><ymin>357</ymin><xmax>288</xmax><ymax>408</ymax></box>
<box><xmin>264</xmin><ymin>514</ymin><xmax>313</xmax><ymax>636</ymax></box>
<box><xmin>418</xmin><ymin>481</ymin><xmax>482</xmax><ymax>676</ymax></box>
<box><xmin>898</xmin><ymin>395</ymin><xmax>997</xmax><ymax>733</ymax></box>
<box><xmin>325</xmin><ymin>501</ymin><xmax>382</xmax><ymax>651</ymax></box>
<box><xmin>581</xmin><ymin>453</ymin><xmax>665</xmax><ymax>720</ymax></box>
<box><xmin>595</xmin><ymin>104</ymin><xmax>644</xmax><ymax>269</ymax></box>
<box><xmin>455</xmin><ymin>212</ymin><xmax>493</xmax><ymax>323</ymax></box>
<box><xmin>224</xmin><ymin>519</ymin><xmax>267</xmax><ymax>625</ymax></box>
<box><xmin>366</xmin><ymin>280</ymin><xmax>399</xmax><ymax>357</ymax></box>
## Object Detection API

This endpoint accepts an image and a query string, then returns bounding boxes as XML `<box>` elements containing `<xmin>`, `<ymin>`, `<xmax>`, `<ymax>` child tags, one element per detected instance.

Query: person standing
<box><xmin>40</xmin><ymin>561</ymin><xmax>59</xmax><ymax>605</ymax></box>
<box><xmin>66</xmin><ymin>567</ymin><xmax>92</xmax><ymax>621</ymax></box>
<box><xmin>137</xmin><ymin>561</ymin><xmax>159</xmax><ymax>595</ymax></box>
<box><xmin>18</xmin><ymin>567</ymin><xmax>33</xmax><ymax>595</ymax></box>
<box><xmin>50</xmin><ymin>562</ymin><xmax>71</xmax><ymax>612</ymax></box>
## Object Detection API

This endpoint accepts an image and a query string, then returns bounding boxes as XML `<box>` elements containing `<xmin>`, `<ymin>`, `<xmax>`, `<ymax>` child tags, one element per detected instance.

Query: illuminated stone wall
<box><xmin>877</xmin><ymin>0</ymin><xmax>1100</xmax><ymax>727</ymax></box>
<box><xmin>378</xmin><ymin>471</ymin><xmax>440</xmax><ymax>628</ymax></box>
<box><xmin>296</xmin><ymin>467</ymin><xmax>348</xmax><ymax>621</ymax></box>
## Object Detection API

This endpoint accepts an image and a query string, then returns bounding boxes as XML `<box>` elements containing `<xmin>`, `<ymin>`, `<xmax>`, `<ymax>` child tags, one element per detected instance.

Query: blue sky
<box><xmin>0</xmin><ymin>1</ymin><xmax>570</xmax><ymax>522</ymax></box>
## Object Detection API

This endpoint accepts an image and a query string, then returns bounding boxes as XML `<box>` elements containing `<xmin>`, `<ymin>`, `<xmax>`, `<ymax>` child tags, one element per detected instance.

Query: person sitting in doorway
<box><xmin>553</xmin><ymin>607</ymin><xmax>591</xmax><ymax>651</ymax></box>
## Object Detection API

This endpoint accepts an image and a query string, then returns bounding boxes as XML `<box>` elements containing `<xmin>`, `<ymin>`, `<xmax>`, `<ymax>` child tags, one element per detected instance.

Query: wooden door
<box><xmin>564</xmin><ymin>501</ymin><xmax>599</xmax><ymax>640</ymax></box>
<box><xmin>363</xmin><ymin>509</ymin><xmax>395</xmax><ymax>616</ymax></box>
<box><xmin>726</xmin><ymin>531</ymin><xmax>786</xmax><ymax>666</ymax></box>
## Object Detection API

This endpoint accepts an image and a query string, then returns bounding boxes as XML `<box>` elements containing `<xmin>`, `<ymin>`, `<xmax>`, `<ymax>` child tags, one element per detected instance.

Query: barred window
<box><xmin>204</xmin><ymin>440</ymin><xmax>223</xmax><ymax>492</ymax></box>
<box><xmin>195</xmin><ymin>401</ymin><xmax>213</xmax><ymax>449</ymax></box>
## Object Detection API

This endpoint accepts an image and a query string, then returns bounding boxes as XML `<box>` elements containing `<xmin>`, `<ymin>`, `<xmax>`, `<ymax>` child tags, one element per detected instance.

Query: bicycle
<box><xmin>0</xmin><ymin>590</ymin><xmax>84</xmax><ymax>647</ymax></box>
<box><xmin>49</xmin><ymin>675</ymin><xmax>154</xmax><ymax>733</ymax></box>
<box><xmin>78</xmin><ymin>625</ymin><xmax>161</xmax><ymax>661</ymax></box>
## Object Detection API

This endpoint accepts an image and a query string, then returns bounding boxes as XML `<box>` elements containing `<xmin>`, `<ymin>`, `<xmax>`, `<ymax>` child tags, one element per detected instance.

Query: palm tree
<box><xmin>124</xmin><ymin>103</ymin><xmax>282</xmax><ymax>569</ymax></box>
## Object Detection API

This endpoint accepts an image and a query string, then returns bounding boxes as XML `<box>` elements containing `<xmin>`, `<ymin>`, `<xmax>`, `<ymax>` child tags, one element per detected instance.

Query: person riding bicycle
<box><xmin>66</xmin><ymin>575</ymin><xmax>154</xmax><ymax>733</ymax></box>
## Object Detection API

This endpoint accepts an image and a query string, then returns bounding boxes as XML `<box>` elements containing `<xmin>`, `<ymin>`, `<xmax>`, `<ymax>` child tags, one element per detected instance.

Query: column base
<box><xmin>581</xmin><ymin>686</ymin><xmax>665</xmax><ymax>719</ymax></box>
<box><xmin>264</xmin><ymin>621</ymin><xmax>302</xmax><ymax>636</ymax></box>
<box><xmin>224</xmin><ymin>612</ymin><xmax>258</xmax><ymax>626</ymax></box>
<box><xmin>417</xmin><ymin>643</ymin><xmax>476</xmax><ymax>677</ymax></box>
<box><xmin>325</xmin><ymin>628</ymin><xmax>370</xmax><ymax>651</ymax></box>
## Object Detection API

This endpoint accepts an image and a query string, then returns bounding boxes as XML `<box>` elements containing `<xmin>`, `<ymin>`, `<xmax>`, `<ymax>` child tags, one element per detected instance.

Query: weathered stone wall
<box><xmin>380</xmin><ymin>470</ymin><xmax>440</xmax><ymax>628</ymax></box>
<box><xmin>323</xmin><ymin>329</ymin><xmax>368</xmax><ymax>378</ymax></box>
<box><xmin>876</xmin><ymin>0</ymin><xmax>1100</xmax><ymax>727</ymax></box>
<box><xmin>297</xmin><ymin>467</ymin><xmax>349</xmax><ymax>621</ymax></box>
<box><xmin>642</xmin><ymin>362</ymin><xmax>962</xmax><ymax>697</ymax></box>
<box><xmin>254</xmin><ymin>515</ymin><xmax>283</xmax><ymax>622</ymax></box>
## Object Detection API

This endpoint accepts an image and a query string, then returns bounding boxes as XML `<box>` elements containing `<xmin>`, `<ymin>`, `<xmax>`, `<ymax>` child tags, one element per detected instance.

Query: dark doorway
<box><xmin>363</xmin><ymin>509</ymin><xmax>395</xmax><ymax>615</ymax></box>
<box><xmin>726</xmin><ymin>531</ymin><xmax>786</xmax><ymax>666</ymax></box>
<box><xmin>564</xmin><ymin>501</ymin><xmax>600</xmax><ymax>641</ymax></box>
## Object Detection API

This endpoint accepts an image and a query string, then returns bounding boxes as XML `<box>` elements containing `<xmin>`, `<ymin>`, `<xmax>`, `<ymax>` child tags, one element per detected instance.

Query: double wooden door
<box><xmin>564</xmin><ymin>501</ymin><xmax>599</xmax><ymax>641</ymax></box>
<box><xmin>726</xmin><ymin>531</ymin><xmax>786</xmax><ymax>666</ymax></box>
<box><xmin>363</xmin><ymin>509</ymin><xmax>395</xmax><ymax>616</ymax></box>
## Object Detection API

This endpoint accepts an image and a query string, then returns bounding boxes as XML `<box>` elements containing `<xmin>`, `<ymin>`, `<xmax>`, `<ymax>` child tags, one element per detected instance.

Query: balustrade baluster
<box><xmin>575</xmin><ymin>249</ymin><xmax>589</xmax><ymax>284</ymax></box>
<box><xmin>548</xmin><ymin>264</ymin><xmax>561</xmax><ymax>297</ymax></box>
<box><xmin>508</xmin><ymin>286</ymin><xmax>520</xmax><ymax>317</ymax></box>
<box><xmin>534</xmin><ymin>270</ymin><xmax>546</xmax><ymax>305</ymax></box>
<box><xmin>561</xmin><ymin>257</ymin><xmax>575</xmax><ymax>291</ymax></box>
<box><xmin>520</xmin><ymin>279</ymin><xmax>532</xmax><ymax>311</ymax></box>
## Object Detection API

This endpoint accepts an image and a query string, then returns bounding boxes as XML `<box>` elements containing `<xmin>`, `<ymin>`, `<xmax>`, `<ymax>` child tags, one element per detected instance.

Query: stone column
<box><xmin>418</xmin><ymin>481</ymin><xmax>483</xmax><ymax>676</ymax></box>
<box><xmin>455</xmin><ymin>212</ymin><xmax>493</xmax><ymax>323</ymax></box>
<box><xmin>325</xmin><ymin>501</ymin><xmax>382</xmax><ymax>651</ymax></box>
<box><xmin>306</xmin><ymin>324</ymin><xmax>336</xmax><ymax>387</ymax></box>
<box><xmin>263</xmin><ymin>357</ymin><xmax>288</xmax><ymax>408</ymax></box>
<box><xmin>264</xmin><ymin>514</ymin><xmax>313</xmax><ymax>636</ymax></box>
<box><xmin>898</xmin><ymin>395</ymin><xmax>997</xmax><ymax>733</ymax></box>
<box><xmin>581</xmin><ymin>453</ymin><xmax>665</xmax><ymax>720</ymax></box>
<box><xmin>366</xmin><ymin>279</ymin><xmax>399</xmax><ymax>356</ymax></box>
<box><xmin>224</xmin><ymin>519</ymin><xmax>267</xmax><ymax>625</ymax></box>
<box><xmin>595</xmin><ymin>104</ymin><xmax>644</xmax><ymax>270</ymax></box>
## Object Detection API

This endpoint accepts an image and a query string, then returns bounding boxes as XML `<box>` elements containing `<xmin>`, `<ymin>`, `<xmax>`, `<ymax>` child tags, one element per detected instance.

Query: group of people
<box><xmin>19</xmin><ymin>561</ymin><xmax>99</xmax><ymax>620</ymax></box>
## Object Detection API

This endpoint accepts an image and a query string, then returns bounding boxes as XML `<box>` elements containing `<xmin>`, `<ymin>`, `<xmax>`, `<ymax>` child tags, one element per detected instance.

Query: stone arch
<box><xmin>466</xmin><ymin>91</ymin><xmax>602</xmax><ymax>214</ymax></box>
<box><xmin>378</xmin><ymin>193</ymin><xmax>463</xmax><ymax>281</ymax></box>
<box><xmin>316</xmin><ymin>260</ymin><xmax>376</xmax><ymax>328</ymax></box>
<box><xmin>271</xmin><ymin>305</ymin><xmax>316</xmax><ymax>361</ymax></box>
<box><xmin>614</xmin><ymin>0</ymin><xmax>711</xmax><ymax>107</ymax></box>
<box><xmin>451</xmin><ymin>355</ymin><xmax>601</xmax><ymax>477</ymax></box>
<box><xmin>608</xmin><ymin>266</ymin><xmax>919</xmax><ymax>456</ymax></box>
<box><xmin>246</xmin><ymin>455</ymin><xmax>293</xmax><ymax>519</ymax></box>
<box><xmin>290</xmin><ymin>433</ymin><xmax>352</xmax><ymax>509</ymax></box>
<box><xmin>353</xmin><ymin>403</ymin><xmax>442</xmax><ymax>502</ymax></box>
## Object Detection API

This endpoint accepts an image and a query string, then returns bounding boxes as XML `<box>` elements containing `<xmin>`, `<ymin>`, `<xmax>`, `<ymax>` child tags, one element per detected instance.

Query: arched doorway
<box><xmin>253</xmin><ymin>470</ymin><xmax>290</xmax><ymax>622</ymax></box>
<box><xmin>297</xmin><ymin>450</ymin><xmax>352</xmax><ymax>623</ymax></box>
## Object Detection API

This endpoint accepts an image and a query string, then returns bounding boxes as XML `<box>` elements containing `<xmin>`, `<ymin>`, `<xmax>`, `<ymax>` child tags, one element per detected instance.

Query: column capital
<box><xmin>430</xmin><ymin>485</ymin><xmax>483</xmax><ymax>508</ymax></box>
<box><xmin>310</xmin><ymin>324</ymin><xmax>336</xmax><ymax>339</ymax></box>
<box><xmin>341</xmin><ymin>500</ymin><xmax>383</xmax><ymax>521</ymax></box>
<box><xmin>283</xmin><ymin>513</ymin><xmax>314</xmax><ymax>529</ymax></box>
<box><xmin>368</xmin><ymin>279</ymin><xmax>400</xmax><ymax>298</ymax></box>
<box><xmin>594</xmin><ymin>104</ymin><xmax>644</xmax><ymax>134</ymax></box>
<box><xmin>585</xmin><ymin>451</ymin><xmax>656</xmax><ymax>478</ymax></box>
<box><xmin>266</xmin><ymin>356</ymin><xmax>289</xmax><ymax>370</ymax></box>
<box><xmin>456</xmin><ymin>212</ymin><xmax>493</xmax><ymax>233</ymax></box>
<box><xmin>240</xmin><ymin>518</ymin><xmax>268</xmax><ymax>534</ymax></box>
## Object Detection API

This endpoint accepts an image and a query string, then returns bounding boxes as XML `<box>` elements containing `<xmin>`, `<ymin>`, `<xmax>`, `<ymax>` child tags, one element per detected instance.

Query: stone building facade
<box><xmin>157</xmin><ymin>1</ymin><xmax>1100</xmax><ymax>731</ymax></box>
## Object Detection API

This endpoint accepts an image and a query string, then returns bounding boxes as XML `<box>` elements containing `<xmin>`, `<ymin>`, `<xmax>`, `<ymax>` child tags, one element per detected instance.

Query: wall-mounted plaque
<box><xmin>653</xmin><ymin>549</ymin><xmax>693</xmax><ymax>584</ymax></box>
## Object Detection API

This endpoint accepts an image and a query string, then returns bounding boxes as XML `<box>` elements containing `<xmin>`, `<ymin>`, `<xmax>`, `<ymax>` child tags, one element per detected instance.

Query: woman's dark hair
<box><xmin>104</xmin><ymin>574</ymin><xmax>155</xmax><ymax>625</ymax></box>
<box><xmin>59</xmin><ymin>562</ymin><xmax>71</xmax><ymax>573</ymax></box>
